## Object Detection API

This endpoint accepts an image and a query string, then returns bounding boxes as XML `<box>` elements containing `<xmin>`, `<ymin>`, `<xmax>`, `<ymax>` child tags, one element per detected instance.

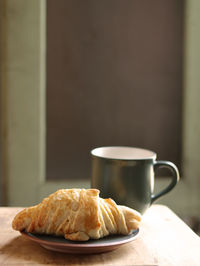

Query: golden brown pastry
<box><xmin>12</xmin><ymin>188</ymin><xmax>141</xmax><ymax>241</ymax></box>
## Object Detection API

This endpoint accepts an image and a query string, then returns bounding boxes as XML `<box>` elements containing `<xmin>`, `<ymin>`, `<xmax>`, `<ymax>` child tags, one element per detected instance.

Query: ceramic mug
<box><xmin>91</xmin><ymin>146</ymin><xmax>179</xmax><ymax>214</ymax></box>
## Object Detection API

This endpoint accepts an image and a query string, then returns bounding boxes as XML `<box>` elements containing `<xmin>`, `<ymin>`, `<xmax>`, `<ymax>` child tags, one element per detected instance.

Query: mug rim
<box><xmin>91</xmin><ymin>146</ymin><xmax>157</xmax><ymax>160</ymax></box>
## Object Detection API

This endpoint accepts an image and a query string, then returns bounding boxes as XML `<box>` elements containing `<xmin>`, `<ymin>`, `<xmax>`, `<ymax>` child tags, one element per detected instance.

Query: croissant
<box><xmin>12</xmin><ymin>188</ymin><xmax>141</xmax><ymax>241</ymax></box>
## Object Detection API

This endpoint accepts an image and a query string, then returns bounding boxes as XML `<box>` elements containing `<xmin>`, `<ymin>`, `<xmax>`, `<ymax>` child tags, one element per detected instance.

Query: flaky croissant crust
<box><xmin>12</xmin><ymin>188</ymin><xmax>141</xmax><ymax>241</ymax></box>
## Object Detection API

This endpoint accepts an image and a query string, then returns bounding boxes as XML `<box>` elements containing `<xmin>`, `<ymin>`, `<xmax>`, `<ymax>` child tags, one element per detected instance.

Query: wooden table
<box><xmin>0</xmin><ymin>205</ymin><xmax>200</xmax><ymax>266</ymax></box>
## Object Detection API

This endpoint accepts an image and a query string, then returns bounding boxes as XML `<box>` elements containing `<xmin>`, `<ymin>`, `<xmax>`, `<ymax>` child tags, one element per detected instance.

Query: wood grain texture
<box><xmin>0</xmin><ymin>205</ymin><xmax>200</xmax><ymax>265</ymax></box>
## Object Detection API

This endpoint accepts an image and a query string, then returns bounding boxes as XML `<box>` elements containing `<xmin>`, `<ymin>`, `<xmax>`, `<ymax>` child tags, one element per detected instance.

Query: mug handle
<box><xmin>151</xmin><ymin>160</ymin><xmax>180</xmax><ymax>204</ymax></box>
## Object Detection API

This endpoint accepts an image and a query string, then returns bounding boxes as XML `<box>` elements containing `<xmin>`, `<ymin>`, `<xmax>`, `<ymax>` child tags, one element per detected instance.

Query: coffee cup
<box><xmin>91</xmin><ymin>146</ymin><xmax>179</xmax><ymax>214</ymax></box>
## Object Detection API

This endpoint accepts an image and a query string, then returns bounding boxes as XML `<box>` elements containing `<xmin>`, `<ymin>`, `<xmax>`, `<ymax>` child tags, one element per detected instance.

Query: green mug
<box><xmin>91</xmin><ymin>146</ymin><xmax>180</xmax><ymax>214</ymax></box>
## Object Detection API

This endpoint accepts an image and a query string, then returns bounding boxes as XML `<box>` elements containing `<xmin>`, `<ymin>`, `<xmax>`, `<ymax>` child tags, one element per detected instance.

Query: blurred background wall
<box><xmin>0</xmin><ymin>0</ymin><xmax>200</xmax><ymax>229</ymax></box>
<box><xmin>0</xmin><ymin>9</ymin><xmax>3</xmax><ymax>206</ymax></box>
<box><xmin>46</xmin><ymin>0</ymin><xmax>183</xmax><ymax>181</ymax></box>
<box><xmin>0</xmin><ymin>92</ymin><xmax>2</xmax><ymax>206</ymax></box>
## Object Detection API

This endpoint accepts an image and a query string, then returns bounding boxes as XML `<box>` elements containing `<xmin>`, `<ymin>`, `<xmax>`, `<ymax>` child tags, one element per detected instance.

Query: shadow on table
<box><xmin>1</xmin><ymin>235</ymin><xmax>145</xmax><ymax>265</ymax></box>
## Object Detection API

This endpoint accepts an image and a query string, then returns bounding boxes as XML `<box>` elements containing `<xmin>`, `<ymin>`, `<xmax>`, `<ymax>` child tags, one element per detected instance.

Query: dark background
<box><xmin>46</xmin><ymin>0</ymin><xmax>183</xmax><ymax>180</ymax></box>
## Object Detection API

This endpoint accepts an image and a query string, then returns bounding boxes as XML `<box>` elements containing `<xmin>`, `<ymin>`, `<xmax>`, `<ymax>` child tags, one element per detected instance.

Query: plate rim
<box><xmin>20</xmin><ymin>229</ymin><xmax>139</xmax><ymax>249</ymax></box>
